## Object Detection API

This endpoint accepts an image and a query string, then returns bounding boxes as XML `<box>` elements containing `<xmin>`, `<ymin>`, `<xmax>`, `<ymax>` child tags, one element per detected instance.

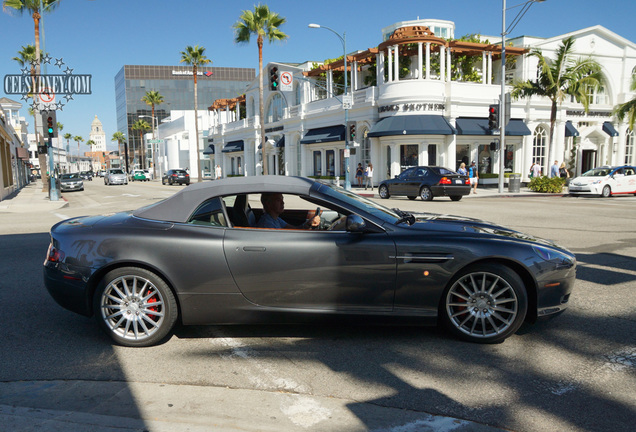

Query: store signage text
<box><xmin>171</xmin><ymin>70</ymin><xmax>213</xmax><ymax>76</ymax></box>
<box><xmin>378</xmin><ymin>103</ymin><xmax>445</xmax><ymax>113</ymax></box>
<box><xmin>566</xmin><ymin>110</ymin><xmax>611</xmax><ymax>117</ymax></box>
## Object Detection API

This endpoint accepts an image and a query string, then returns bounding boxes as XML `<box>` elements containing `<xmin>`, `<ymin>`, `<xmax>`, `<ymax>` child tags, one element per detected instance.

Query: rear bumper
<box><xmin>431</xmin><ymin>185</ymin><xmax>471</xmax><ymax>196</ymax></box>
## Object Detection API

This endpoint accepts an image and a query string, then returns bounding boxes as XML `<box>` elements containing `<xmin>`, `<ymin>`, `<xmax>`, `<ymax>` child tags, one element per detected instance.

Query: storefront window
<box><xmin>626</xmin><ymin>129</ymin><xmax>634</xmax><ymax>165</ymax></box>
<box><xmin>428</xmin><ymin>144</ymin><xmax>437</xmax><ymax>166</ymax></box>
<box><xmin>326</xmin><ymin>150</ymin><xmax>335</xmax><ymax>177</ymax></box>
<box><xmin>504</xmin><ymin>145</ymin><xmax>514</xmax><ymax>172</ymax></box>
<box><xmin>456</xmin><ymin>145</ymin><xmax>470</xmax><ymax>171</ymax></box>
<box><xmin>313</xmin><ymin>151</ymin><xmax>321</xmax><ymax>177</ymax></box>
<box><xmin>478</xmin><ymin>144</ymin><xmax>493</xmax><ymax>174</ymax></box>
<box><xmin>400</xmin><ymin>144</ymin><xmax>418</xmax><ymax>170</ymax></box>
<box><xmin>533</xmin><ymin>127</ymin><xmax>547</xmax><ymax>169</ymax></box>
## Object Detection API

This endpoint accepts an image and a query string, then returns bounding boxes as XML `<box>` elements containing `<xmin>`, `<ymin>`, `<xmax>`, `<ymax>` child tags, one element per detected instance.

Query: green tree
<box><xmin>73</xmin><ymin>135</ymin><xmax>84</xmax><ymax>169</ymax></box>
<box><xmin>63</xmin><ymin>132</ymin><xmax>72</xmax><ymax>154</ymax></box>
<box><xmin>614</xmin><ymin>74</ymin><xmax>636</xmax><ymax>131</ymax></box>
<box><xmin>233</xmin><ymin>4</ymin><xmax>288</xmax><ymax>175</ymax></box>
<box><xmin>132</xmin><ymin>119</ymin><xmax>150</xmax><ymax>169</ymax></box>
<box><xmin>4</xmin><ymin>0</ymin><xmax>61</xmax><ymax>189</ymax></box>
<box><xmin>111</xmin><ymin>131</ymin><xmax>128</xmax><ymax>172</ymax></box>
<box><xmin>141</xmin><ymin>90</ymin><xmax>164</xmax><ymax>177</ymax></box>
<box><xmin>511</xmin><ymin>36</ymin><xmax>606</xmax><ymax>172</ymax></box>
<box><xmin>180</xmin><ymin>45</ymin><xmax>211</xmax><ymax>182</ymax></box>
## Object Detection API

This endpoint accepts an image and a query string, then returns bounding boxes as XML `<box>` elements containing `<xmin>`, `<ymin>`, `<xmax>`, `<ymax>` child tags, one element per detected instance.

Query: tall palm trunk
<box><xmin>32</xmin><ymin>10</ymin><xmax>48</xmax><ymax>190</ymax></box>
<box><xmin>258</xmin><ymin>35</ymin><xmax>267</xmax><ymax>175</ymax></box>
<box><xmin>193</xmin><ymin>65</ymin><xmax>201</xmax><ymax>182</ymax></box>
<box><xmin>547</xmin><ymin>101</ymin><xmax>558</xmax><ymax>174</ymax></box>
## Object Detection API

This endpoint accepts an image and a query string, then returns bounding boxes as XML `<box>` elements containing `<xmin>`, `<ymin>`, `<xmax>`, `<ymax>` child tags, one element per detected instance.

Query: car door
<box><xmin>392</xmin><ymin>167</ymin><xmax>415</xmax><ymax>196</ymax></box>
<box><xmin>223</xmin><ymin>224</ymin><xmax>397</xmax><ymax>311</ymax></box>
<box><xmin>614</xmin><ymin>167</ymin><xmax>636</xmax><ymax>193</ymax></box>
<box><xmin>404</xmin><ymin>167</ymin><xmax>427</xmax><ymax>197</ymax></box>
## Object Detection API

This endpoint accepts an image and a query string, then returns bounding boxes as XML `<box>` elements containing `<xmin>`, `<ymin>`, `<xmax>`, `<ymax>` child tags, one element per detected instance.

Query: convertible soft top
<box><xmin>133</xmin><ymin>176</ymin><xmax>317</xmax><ymax>223</ymax></box>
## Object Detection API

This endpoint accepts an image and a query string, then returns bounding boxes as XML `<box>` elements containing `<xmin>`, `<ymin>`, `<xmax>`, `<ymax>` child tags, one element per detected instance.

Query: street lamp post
<box><xmin>499</xmin><ymin>0</ymin><xmax>546</xmax><ymax>193</ymax></box>
<box><xmin>309</xmin><ymin>23</ymin><xmax>351</xmax><ymax>190</ymax></box>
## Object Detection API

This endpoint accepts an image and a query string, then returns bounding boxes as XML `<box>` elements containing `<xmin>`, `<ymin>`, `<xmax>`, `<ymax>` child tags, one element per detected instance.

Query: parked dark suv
<box><xmin>162</xmin><ymin>169</ymin><xmax>190</xmax><ymax>185</ymax></box>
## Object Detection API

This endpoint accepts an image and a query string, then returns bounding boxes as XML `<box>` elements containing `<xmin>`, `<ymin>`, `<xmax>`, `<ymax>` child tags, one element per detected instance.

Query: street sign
<box><xmin>38</xmin><ymin>87</ymin><xmax>56</xmax><ymax>110</ymax></box>
<box><xmin>147</xmin><ymin>139</ymin><xmax>164</xmax><ymax>144</ymax></box>
<box><xmin>342</xmin><ymin>94</ymin><xmax>353</xmax><ymax>110</ymax></box>
<box><xmin>280</xmin><ymin>71</ymin><xmax>293</xmax><ymax>91</ymax></box>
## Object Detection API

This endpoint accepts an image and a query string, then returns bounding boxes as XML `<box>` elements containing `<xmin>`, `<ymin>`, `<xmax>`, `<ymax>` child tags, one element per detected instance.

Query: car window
<box><xmin>625</xmin><ymin>167</ymin><xmax>636</xmax><ymax>176</ymax></box>
<box><xmin>414</xmin><ymin>168</ymin><xmax>427</xmax><ymax>177</ymax></box>
<box><xmin>61</xmin><ymin>173</ymin><xmax>79</xmax><ymax>180</ymax></box>
<box><xmin>398</xmin><ymin>168</ymin><xmax>414</xmax><ymax>180</ymax></box>
<box><xmin>187</xmin><ymin>198</ymin><xmax>227</xmax><ymax>227</ymax></box>
<box><xmin>438</xmin><ymin>167</ymin><xmax>458</xmax><ymax>175</ymax></box>
<box><xmin>582</xmin><ymin>168</ymin><xmax>609</xmax><ymax>177</ymax></box>
<box><xmin>110</xmin><ymin>169</ymin><xmax>124</xmax><ymax>175</ymax></box>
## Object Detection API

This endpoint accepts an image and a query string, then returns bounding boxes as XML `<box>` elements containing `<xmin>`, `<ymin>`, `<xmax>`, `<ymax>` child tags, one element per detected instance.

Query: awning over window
<box><xmin>565</xmin><ymin>121</ymin><xmax>580</xmax><ymax>137</ymax></box>
<box><xmin>222</xmin><ymin>140</ymin><xmax>244</xmax><ymax>153</ymax></box>
<box><xmin>602</xmin><ymin>121</ymin><xmax>619</xmax><ymax>137</ymax></box>
<box><xmin>203</xmin><ymin>144</ymin><xmax>215</xmax><ymax>155</ymax></box>
<box><xmin>368</xmin><ymin>115</ymin><xmax>456</xmax><ymax>137</ymax></box>
<box><xmin>455</xmin><ymin>118</ymin><xmax>531</xmax><ymax>136</ymax></box>
<box><xmin>300</xmin><ymin>125</ymin><xmax>345</xmax><ymax>144</ymax></box>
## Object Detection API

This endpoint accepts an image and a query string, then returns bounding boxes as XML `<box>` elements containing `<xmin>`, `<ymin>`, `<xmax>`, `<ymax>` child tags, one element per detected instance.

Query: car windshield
<box><xmin>60</xmin><ymin>173</ymin><xmax>79</xmax><ymax>180</ymax></box>
<box><xmin>582</xmin><ymin>168</ymin><xmax>611</xmax><ymax>177</ymax></box>
<box><xmin>317</xmin><ymin>183</ymin><xmax>401</xmax><ymax>223</ymax></box>
<box><xmin>110</xmin><ymin>169</ymin><xmax>124</xmax><ymax>175</ymax></box>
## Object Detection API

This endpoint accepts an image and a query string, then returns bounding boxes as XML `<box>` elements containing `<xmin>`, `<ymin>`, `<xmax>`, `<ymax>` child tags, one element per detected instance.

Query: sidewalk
<box><xmin>0</xmin><ymin>180</ymin><xmax>68</xmax><ymax>213</ymax></box>
<box><xmin>352</xmin><ymin>184</ymin><xmax>565</xmax><ymax>199</ymax></box>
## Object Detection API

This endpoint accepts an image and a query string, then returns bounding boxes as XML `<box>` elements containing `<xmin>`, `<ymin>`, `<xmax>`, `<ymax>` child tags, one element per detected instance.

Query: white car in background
<box><xmin>569</xmin><ymin>165</ymin><xmax>636</xmax><ymax>197</ymax></box>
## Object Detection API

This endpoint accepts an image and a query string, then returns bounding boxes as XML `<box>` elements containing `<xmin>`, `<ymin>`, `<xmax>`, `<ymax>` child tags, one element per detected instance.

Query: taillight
<box><xmin>440</xmin><ymin>177</ymin><xmax>452</xmax><ymax>185</ymax></box>
<box><xmin>185</xmin><ymin>174</ymin><xmax>189</xmax><ymax>177</ymax></box>
<box><xmin>465</xmin><ymin>179</ymin><xmax>470</xmax><ymax>185</ymax></box>
<box><xmin>45</xmin><ymin>243</ymin><xmax>65</xmax><ymax>264</ymax></box>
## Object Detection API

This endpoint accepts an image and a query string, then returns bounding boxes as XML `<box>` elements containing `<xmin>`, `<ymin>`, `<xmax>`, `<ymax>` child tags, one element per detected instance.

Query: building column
<box><xmin>352</xmin><ymin>60</ymin><xmax>358</xmax><ymax>91</ymax></box>
<box><xmin>390</xmin><ymin>143</ymin><xmax>400</xmax><ymax>178</ymax></box>
<box><xmin>394</xmin><ymin>46</ymin><xmax>400</xmax><ymax>81</ymax></box>
<box><xmin>487</xmin><ymin>52</ymin><xmax>493</xmax><ymax>85</ymax></box>
<box><xmin>387</xmin><ymin>48</ymin><xmax>393</xmax><ymax>82</ymax></box>
<box><xmin>327</xmin><ymin>69</ymin><xmax>334</xmax><ymax>97</ymax></box>
<box><xmin>482</xmin><ymin>52</ymin><xmax>487</xmax><ymax>84</ymax></box>
<box><xmin>425</xmin><ymin>42</ymin><xmax>431</xmax><ymax>80</ymax></box>
<box><xmin>440</xmin><ymin>46</ymin><xmax>446</xmax><ymax>82</ymax></box>
<box><xmin>446</xmin><ymin>48</ymin><xmax>452</xmax><ymax>82</ymax></box>
<box><xmin>417</xmin><ymin>42</ymin><xmax>423</xmax><ymax>80</ymax></box>
<box><xmin>376</xmin><ymin>53</ymin><xmax>385</xmax><ymax>85</ymax></box>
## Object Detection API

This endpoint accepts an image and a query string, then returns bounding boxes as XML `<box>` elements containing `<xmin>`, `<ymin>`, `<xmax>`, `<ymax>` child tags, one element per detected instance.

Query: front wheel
<box><xmin>440</xmin><ymin>263</ymin><xmax>528</xmax><ymax>344</ymax></box>
<box><xmin>93</xmin><ymin>267</ymin><xmax>178</xmax><ymax>347</ymax></box>
<box><xmin>378</xmin><ymin>185</ymin><xmax>390</xmax><ymax>199</ymax></box>
<box><xmin>601</xmin><ymin>185</ymin><xmax>611</xmax><ymax>198</ymax></box>
<box><xmin>420</xmin><ymin>186</ymin><xmax>433</xmax><ymax>201</ymax></box>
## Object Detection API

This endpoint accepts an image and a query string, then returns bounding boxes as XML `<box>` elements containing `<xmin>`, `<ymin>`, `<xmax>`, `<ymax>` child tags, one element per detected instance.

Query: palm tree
<box><xmin>86</xmin><ymin>139</ymin><xmax>95</xmax><ymax>171</ymax></box>
<box><xmin>511</xmin><ymin>36</ymin><xmax>605</xmax><ymax>173</ymax></box>
<box><xmin>63</xmin><ymin>132</ymin><xmax>72</xmax><ymax>159</ymax></box>
<box><xmin>132</xmin><ymin>119</ymin><xmax>151</xmax><ymax>170</ymax></box>
<box><xmin>233</xmin><ymin>4</ymin><xmax>288</xmax><ymax>175</ymax></box>
<box><xmin>614</xmin><ymin>74</ymin><xmax>636</xmax><ymax>131</ymax></box>
<box><xmin>180</xmin><ymin>45</ymin><xmax>211</xmax><ymax>182</ymax></box>
<box><xmin>112</xmin><ymin>131</ymin><xmax>128</xmax><ymax>173</ymax></box>
<box><xmin>73</xmin><ymin>135</ymin><xmax>84</xmax><ymax>171</ymax></box>
<box><xmin>4</xmin><ymin>0</ymin><xmax>61</xmax><ymax>188</ymax></box>
<box><xmin>141</xmin><ymin>90</ymin><xmax>164</xmax><ymax>178</ymax></box>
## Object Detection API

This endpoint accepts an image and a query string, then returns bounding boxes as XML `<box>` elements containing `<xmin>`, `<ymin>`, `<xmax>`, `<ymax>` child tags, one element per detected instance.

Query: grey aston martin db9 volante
<box><xmin>44</xmin><ymin>176</ymin><xmax>576</xmax><ymax>347</ymax></box>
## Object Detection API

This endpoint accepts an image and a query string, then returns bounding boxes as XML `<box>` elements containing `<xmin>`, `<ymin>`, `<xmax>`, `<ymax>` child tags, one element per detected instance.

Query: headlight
<box><xmin>533</xmin><ymin>246</ymin><xmax>575</xmax><ymax>269</ymax></box>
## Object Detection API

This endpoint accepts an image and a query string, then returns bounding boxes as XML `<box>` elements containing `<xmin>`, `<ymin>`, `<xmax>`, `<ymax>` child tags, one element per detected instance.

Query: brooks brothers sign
<box><xmin>3</xmin><ymin>55</ymin><xmax>91</xmax><ymax>112</ymax></box>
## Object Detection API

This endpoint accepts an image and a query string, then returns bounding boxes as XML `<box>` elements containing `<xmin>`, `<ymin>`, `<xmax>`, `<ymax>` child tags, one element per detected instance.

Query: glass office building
<box><xmin>114</xmin><ymin>65</ymin><xmax>254</xmax><ymax>168</ymax></box>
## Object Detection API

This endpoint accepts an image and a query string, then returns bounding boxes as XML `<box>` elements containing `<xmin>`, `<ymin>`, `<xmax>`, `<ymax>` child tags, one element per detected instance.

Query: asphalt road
<box><xmin>0</xmin><ymin>179</ymin><xmax>634</xmax><ymax>432</ymax></box>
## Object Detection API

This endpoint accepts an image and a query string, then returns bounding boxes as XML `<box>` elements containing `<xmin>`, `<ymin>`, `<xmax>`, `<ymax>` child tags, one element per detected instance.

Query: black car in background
<box><xmin>379</xmin><ymin>166</ymin><xmax>470</xmax><ymax>201</ymax></box>
<box><xmin>162</xmin><ymin>169</ymin><xmax>190</xmax><ymax>185</ymax></box>
<box><xmin>79</xmin><ymin>171</ymin><xmax>93</xmax><ymax>181</ymax></box>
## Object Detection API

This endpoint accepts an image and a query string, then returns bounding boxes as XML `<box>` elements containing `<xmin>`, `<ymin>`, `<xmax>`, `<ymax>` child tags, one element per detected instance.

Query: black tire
<box><xmin>439</xmin><ymin>263</ymin><xmax>528</xmax><ymax>344</ymax></box>
<box><xmin>378</xmin><ymin>185</ymin><xmax>390</xmax><ymax>199</ymax></box>
<box><xmin>601</xmin><ymin>185</ymin><xmax>611</xmax><ymax>198</ymax></box>
<box><xmin>407</xmin><ymin>196</ymin><xmax>416</xmax><ymax>200</ymax></box>
<box><xmin>93</xmin><ymin>267</ymin><xmax>178</xmax><ymax>347</ymax></box>
<box><xmin>449</xmin><ymin>195</ymin><xmax>462</xmax><ymax>201</ymax></box>
<box><xmin>419</xmin><ymin>186</ymin><xmax>433</xmax><ymax>201</ymax></box>
<box><xmin>169</xmin><ymin>178</ymin><xmax>173</xmax><ymax>185</ymax></box>
<box><xmin>162</xmin><ymin>178</ymin><xmax>166</xmax><ymax>185</ymax></box>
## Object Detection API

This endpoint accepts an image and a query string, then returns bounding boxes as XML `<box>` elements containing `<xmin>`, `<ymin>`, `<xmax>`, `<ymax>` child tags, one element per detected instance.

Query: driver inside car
<box><xmin>257</xmin><ymin>193</ymin><xmax>321</xmax><ymax>229</ymax></box>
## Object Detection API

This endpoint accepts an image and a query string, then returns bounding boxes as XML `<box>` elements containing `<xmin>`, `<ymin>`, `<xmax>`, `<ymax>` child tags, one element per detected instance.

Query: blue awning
<box><xmin>455</xmin><ymin>118</ymin><xmax>530</xmax><ymax>136</ymax></box>
<box><xmin>565</xmin><ymin>121</ymin><xmax>580</xmax><ymax>137</ymax></box>
<box><xmin>275</xmin><ymin>135</ymin><xmax>285</xmax><ymax>147</ymax></box>
<box><xmin>203</xmin><ymin>144</ymin><xmax>215</xmax><ymax>155</ymax></box>
<box><xmin>603</xmin><ymin>121</ymin><xmax>619</xmax><ymax>137</ymax></box>
<box><xmin>368</xmin><ymin>115</ymin><xmax>456</xmax><ymax>137</ymax></box>
<box><xmin>222</xmin><ymin>140</ymin><xmax>244</xmax><ymax>153</ymax></box>
<box><xmin>300</xmin><ymin>125</ymin><xmax>345</xmax><ymax>144</ymax></box>
<box><xmin>505</xmin><ymin>119</ymin><xmax>532</xmax><ymax>136</ymax></box>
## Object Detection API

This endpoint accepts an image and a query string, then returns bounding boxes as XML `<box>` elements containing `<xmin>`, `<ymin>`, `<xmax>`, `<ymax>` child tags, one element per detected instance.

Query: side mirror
<box><xmin>394</xmin><ymin>175</ymin><xmax>398</xmax><ymax>178</ymax></box>
<box><xmin>346</xmin><ymin>215</ymin><xmax>366</xmax><ymax>233</ymax></box>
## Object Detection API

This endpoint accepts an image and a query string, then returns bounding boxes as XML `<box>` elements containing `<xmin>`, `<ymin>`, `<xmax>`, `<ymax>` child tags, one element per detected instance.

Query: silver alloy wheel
<box><xmin>99</xmin><ymin>274</ymin><xmax>166</xmax><ymax>342</ymax></box>
<box><xmin>379</xmin><ymin>185</ymin><xmax>390</xmax><ymax>199</ymax></box>
<box><xmin>602</xmin><ymin>185</ymin><xmax>611</xmax><ymax>198</ymax></box>
<box><xmin>445</xmin><ymin>271</ymin><xmax>519</xmax><ymax>339</ymax></box>
<box><xmin>420</xmin><ymin>186</ymin><xmax>433</xmax><ymax>201</ymax></box>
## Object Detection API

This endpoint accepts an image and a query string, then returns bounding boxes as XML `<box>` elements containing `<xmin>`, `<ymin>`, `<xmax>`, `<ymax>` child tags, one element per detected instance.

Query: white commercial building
<box><xmin>162</xmin><ymin>19</ymin><xmax>636</xmax><ymax>185</ymax></box>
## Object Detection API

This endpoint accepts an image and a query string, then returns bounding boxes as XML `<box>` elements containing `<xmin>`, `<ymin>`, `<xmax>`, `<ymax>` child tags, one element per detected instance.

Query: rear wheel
<box><xmin>449</xmin><ymin>195</ymin><xmax>462</xmax><ymax>201</ymax></box>
<box><xmin>420</xmin><ymin>186</ymin><xmax>433</xmax><ymax>201</ymax></box>
<box><xmin>407</xmin><ymin>196</ymin><xmax>416</xmax><ymax>200</ymax></box>
<box><xmin>169</xmin><ymin>178</ymin><xmax>173</xmax><ymax>185</ymax></box>
<box><xmin>93</xmin><ymin>267</ymin><xmax>178</xmax><ymax>347</ymax></box>
<box><xmin>378</xmin><ymin>185</ymin><xmax>390</xmax><ymax>199</ymax></box>
<box><xmin>440</xmin><ymin>263</ymin><xmax>527</xmax><ymax>344</ymax></box>
<box><xmin>601</xmin><ymin>185</ymin><xmax>611</xmax><ymax>198</ymax></box>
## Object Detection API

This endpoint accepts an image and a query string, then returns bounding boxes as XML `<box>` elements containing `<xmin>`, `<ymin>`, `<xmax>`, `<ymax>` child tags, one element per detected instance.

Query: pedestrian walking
<box><xmin>559</xmin><ymin>162</ymin><xmax>570</xmax><ymax>179</ymax></box>
<box><xmin>364</xmin><ymin>163</ymin><xmax>374</xmax><ymax>190</ymax></box>
<box><xmin>531</xmin><ymin>161</ymin><xmax>542</xmax><ymax>178</ymax></box>
<box><xmin>458</xmin><ymin>162</ymin><xmax>467</xmax><ymax>176</ymax></box>
<box><xmin>469</xmin><ymin>161</ymin><xmax>479</xmax><ymax>194</ymax></box>
<box><xmin>215</xmin><ymin>164</ymin><xmax>222</xmax><ymax>180</ymax></box>
<box><xmin>550</xmin><ymin>160</ymin><xmax>559</xmax><ymax>178</ymax></box>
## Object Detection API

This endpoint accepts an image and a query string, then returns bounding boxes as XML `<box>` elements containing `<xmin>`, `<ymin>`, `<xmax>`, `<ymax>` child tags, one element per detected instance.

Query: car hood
<box><xmin>408</xmin><ymin>212</ymin><xmax>562</xmax><ymax>249</ymax></box>
<box><xmin>569</xmin><ymin>176</ymin><xmax>606</xmax><ymax>185</ymax></box>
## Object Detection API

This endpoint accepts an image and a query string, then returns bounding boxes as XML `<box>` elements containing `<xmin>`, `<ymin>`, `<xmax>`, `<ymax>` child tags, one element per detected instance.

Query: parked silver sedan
<box><xmin>59</xmin><ymin>173</ymin><xmax>84</xmax><ymax>192</ymax></box>
<box><xmin>104</xmin><ymin>168</ymin><xmax>128</xmax><ymax>185</ymax></box>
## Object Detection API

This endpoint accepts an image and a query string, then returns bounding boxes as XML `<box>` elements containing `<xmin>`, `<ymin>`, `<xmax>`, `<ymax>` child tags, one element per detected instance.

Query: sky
<box><xmin>2</xmin><ymin>0</ymin><xmax>635</xmax><ymax>151</ymax></box>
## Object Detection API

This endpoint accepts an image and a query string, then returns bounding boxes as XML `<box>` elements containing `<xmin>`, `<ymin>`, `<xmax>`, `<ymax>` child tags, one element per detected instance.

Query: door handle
<box><xmin>242</xmin><ymin>246</ymin><xmax>266</xmax><ymax>252</ymax></box>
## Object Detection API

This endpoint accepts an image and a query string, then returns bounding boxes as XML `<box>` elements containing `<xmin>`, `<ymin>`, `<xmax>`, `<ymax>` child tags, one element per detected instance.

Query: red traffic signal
<box><xmin>488</xmin><ymin>104</ymin><xmax>499</xmax><ymax>130</ymax></box>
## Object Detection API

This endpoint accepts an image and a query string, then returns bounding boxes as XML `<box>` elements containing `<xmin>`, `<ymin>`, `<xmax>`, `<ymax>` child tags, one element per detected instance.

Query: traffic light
<box><xmin>349</xmin><ymin>123</ymin><xmax>356</xmax><ymax>141</ymax></box>
<box><xmin>47</xmin><ymin>116</ymin><xmax>54</xmax><ymax>137</ymax></box>
<box><xmin>269</xmin><ymin>66</ymin><xmax>279</xmax><ymax>91</ymax></box>
<box><xmin>488</xmin><ymin>103</ymin><xmax>499</xmax><ymax>131</ymax></box>
<box><xmin>41</xmin><ymin>110</ymin><xmax>57</xmax><ymax>138</ymax></box>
